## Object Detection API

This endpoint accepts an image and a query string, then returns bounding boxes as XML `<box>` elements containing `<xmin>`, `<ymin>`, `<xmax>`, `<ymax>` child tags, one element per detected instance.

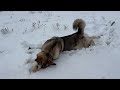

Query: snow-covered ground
<box><xmin>0</xmin><ymin>11</ymin><xmax>120</xmax><ymax>79</ymax></box>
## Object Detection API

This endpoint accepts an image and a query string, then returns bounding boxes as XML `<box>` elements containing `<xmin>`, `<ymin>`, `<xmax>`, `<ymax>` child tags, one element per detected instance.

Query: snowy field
<box><xmin>0</xmin><ymin>11</ymin><xmax>120</xmax><ymax>79</ymax></box>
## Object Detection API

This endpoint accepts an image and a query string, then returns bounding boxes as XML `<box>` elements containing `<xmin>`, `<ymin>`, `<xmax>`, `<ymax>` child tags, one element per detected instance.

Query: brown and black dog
<box><xmin>32</xmin><ymin>19</ymin><xmax>99</xmax><ymax>72</ymax></box>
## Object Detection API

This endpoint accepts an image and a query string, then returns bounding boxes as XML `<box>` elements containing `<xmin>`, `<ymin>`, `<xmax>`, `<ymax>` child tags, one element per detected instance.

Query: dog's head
<box><xmin>35</xmin><ymin>51</ymin><xmax>56</xmax><ymax>69</ymax></box>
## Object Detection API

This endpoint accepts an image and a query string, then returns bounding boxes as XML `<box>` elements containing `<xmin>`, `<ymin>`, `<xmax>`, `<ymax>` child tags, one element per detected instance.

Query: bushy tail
<box><xmin>73</xmin><ymin>19</ymin><xmax>86</xmax><ymax>36</ymax></box>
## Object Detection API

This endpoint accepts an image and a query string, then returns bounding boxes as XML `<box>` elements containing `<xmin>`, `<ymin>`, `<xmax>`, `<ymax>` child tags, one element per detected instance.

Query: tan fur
<box><xmin>74</xmin><ymin>34</ymin><xmax>96</xmax><ymax>50</ymax></box>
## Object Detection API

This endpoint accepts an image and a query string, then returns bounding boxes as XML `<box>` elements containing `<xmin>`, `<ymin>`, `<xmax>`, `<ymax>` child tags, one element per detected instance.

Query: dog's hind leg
<box><xmin>89</xmin><ymin>36</ymin><xmax>101</xmax><ymax>47</ymax></box>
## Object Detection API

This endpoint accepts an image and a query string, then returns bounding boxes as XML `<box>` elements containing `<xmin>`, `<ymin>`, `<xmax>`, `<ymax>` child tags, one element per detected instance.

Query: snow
<box><xmin>0</xmin><ymin>11</ymin><xmax>120</xmax><ymax>79</ymax></box>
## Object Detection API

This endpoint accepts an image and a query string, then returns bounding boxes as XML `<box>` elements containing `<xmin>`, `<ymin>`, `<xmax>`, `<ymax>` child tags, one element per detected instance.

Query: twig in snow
<box><xmin>0</xmin><ymin>50</ymin><xmax>4</xmax><ymax>53</ymax></box>
<box><xmin>111</xmin><ymin>21</ymin><xmax>115</xmax><ymax>26</ymax></box>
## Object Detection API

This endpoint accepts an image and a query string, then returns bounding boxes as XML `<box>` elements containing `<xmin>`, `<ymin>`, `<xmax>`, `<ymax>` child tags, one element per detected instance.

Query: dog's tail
<box><xmin>73</xmin><ymin>19</ymin><xmax>86</xmax><ymax>36</ymax></box>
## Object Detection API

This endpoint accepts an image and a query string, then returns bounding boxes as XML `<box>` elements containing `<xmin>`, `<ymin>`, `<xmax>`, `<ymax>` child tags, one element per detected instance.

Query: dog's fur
<box><xmin>61</xmin><ymin>19</ymin><xmax>97</xmax><ymax>51</ymax></box>
<box><xmin>32</xmin><ymin>37</ymin><xmax>64</xmax><ymax>72</ymax></box>
<box><xmin>32</xmin><ymin>19</ymin><xmax>98</xmax><ymax>72</ymax></box>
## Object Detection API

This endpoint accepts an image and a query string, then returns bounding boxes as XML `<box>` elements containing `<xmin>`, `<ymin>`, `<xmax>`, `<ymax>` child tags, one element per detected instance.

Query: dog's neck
<box><xmin>42</xmin><ymin>51</ymin><xmax>53</xmax><ymax>60</ymax></box>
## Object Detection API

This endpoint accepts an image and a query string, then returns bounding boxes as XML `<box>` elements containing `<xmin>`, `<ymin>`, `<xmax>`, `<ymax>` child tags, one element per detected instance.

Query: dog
<box><xmin>31</xmin><ymin>37</ymin><xmax>64</xmax><ymax>72</ymax></box>
<box><xmin>32</xmin><ymin>18</ymin><xmax>99</xmax><ymax>72</ymax></box>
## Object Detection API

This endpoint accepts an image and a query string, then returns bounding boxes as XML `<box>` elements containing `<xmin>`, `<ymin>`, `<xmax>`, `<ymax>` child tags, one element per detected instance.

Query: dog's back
<box><xmin>41</xmin><ymin>37</ymin><xmax>64</xmax><ymax>59</ymax></box>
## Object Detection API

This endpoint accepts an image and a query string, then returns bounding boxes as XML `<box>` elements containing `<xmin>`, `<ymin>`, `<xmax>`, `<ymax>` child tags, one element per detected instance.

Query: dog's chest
<box><xmin>53</xmin><ymin>48</ymin><xmax>60</xmax><ymax>59</ymax></box>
